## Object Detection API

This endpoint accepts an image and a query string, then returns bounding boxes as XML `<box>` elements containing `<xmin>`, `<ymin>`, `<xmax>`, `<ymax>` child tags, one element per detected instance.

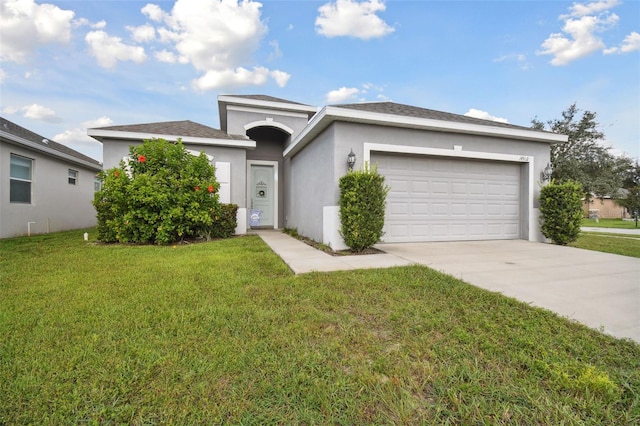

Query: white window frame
<box><xmin>10</xmin><ymin>154</ymin><xmax>33</xmax><ymax>204</ymax></box>
<box><xmin>68</xmin><ymin>169</ymin><xmax>78</xmax><ymax>185</ymax></box>
<box><xmin>94</xmin><ymin>175</ymin><xmax>102</xmax><ymax>192</ymax></box>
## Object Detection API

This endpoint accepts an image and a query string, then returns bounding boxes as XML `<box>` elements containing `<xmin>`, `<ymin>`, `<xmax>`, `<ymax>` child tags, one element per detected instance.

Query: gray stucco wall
<box><xmin>331</xmin><ymin>122</ymin><xmax>552</xmax><ymax>242</ymax></box>
<box><xmin>101</xmin><ymin>138</ymin><xmax>247</xmax><ymax>208</ymax></box>
<box><xmin>1</xmin><ymin>141</ymin><xmax>99</xmax><ymax>238</ymax></box>
<box><xmin>287</xmin><ymin>126</ymin><xmax>337</xmax><ymax>242</ymax></box>
<box><xmin>288</xmin><ymin>121</ymin><xmax>553</xmax><ymax>243</ymax></box>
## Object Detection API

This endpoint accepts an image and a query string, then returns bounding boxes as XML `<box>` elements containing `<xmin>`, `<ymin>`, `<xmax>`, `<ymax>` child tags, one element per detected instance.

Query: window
<box><xmin>10</xmin><ymin>154</ymin><xmax>33</xmax><ymax>203</ymax></box>
<box><xmin>68</xmin><ymin>169</ymin><xmax>78</xmax><ymax>185</ymax></box>
<box><xmin>94</xmin><ymin>175</ymin><xmax>102</xmax><ymax>192</ymax></box>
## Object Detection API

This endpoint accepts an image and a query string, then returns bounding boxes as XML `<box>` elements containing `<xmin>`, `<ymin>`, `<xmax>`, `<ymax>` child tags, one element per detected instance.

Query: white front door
<box><xmin>250</xmin><ymin>164</ymin><xmax>275</xmax><ymax>227</ymax></box>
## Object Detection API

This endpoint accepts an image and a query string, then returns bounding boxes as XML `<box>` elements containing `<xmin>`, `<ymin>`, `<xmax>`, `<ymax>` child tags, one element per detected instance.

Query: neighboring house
<box><xmin>583</xmin><ymin>191</ymin><xmax>630</xmax><ymax>219</ymax></box>
<box><xmin>88</xmin><ymin>94</ymin><xmax>566</xmax><ymax>249</ymax></box>
<box><xmin>1</xmin><ymin>117</ymin><xmax>103</xmax><ymax>238</ymax></box>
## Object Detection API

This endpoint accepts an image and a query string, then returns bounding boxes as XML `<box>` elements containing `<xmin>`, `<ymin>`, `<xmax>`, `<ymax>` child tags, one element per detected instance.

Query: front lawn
<box><xmin>570</xmin><ymin>232</ymin><xmax>640</xmax><ymax>258</ymax></box>
<box><xmin>582</xmin><ymin>218</ymin><xmax>639</xmax><ymax>229</ymax></box>
<box><xmin>1</xmin><ymin>230</ymin><xmax>639</xmax><ymax>424</ymax></box>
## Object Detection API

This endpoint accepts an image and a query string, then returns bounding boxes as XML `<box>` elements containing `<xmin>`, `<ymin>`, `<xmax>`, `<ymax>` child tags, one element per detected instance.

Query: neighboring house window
<box><xmin>10</xmin><ymin>154</ymin><xmax>33</xmax><ymax>203</ymax></box>
<box><xmin>68</xmin><ymin>169</ymin><xmax>78</xmax><ymax>185</ymax></box>
<box><xmin>94</xmin><ymin>175</ymin><xmax>102</xmax><ymax>192</ymax></box>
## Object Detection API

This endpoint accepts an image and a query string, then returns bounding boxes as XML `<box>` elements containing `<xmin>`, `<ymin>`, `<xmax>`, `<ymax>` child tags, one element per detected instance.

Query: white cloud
<box><xmin>141</xmin><ymin>3</ymin><xmax>167</xmax><ymax>22</ymax></box>
<box><xmin>193</xmin><ymin>66</ymin><xmax>269</xmax><ymax>91</ymax></box>
<box><xmin>537</xmin><ymin>0</ymin><xmax>637</xmax><ymax>65</ymax></box>
<box><xmin>17</xmin><ymin>104</ymin><xmax>62</xmax><ymax>123</ymax></box>
<box><xmin>127</xmin><ymin>24</ymin><xmax>156</xmax><ymax>43</ymax></box>
<box><xmin>155</xmin><ymin>49</ymin><xmax>178</xmax><ymax>63</ymax></box>
<box><xmin>54</xmin><ymin>116</ymin><xmax>113</xmax><ymax>146</ymax></box>
<box><xmin>326</xmin><ymin>87</ymin><xmax>360</xmax><ymax>103</ymax></box>
<box><xmin>85</xmin><ymin>30</ymin><xmax>147</xmax><ymax>68</ymax></box>
<box><xmin>270</xmin><ymin>70</ymin><xmax>291</xmax><ymax>87</ymax></box>
<box><xmin>0</xmin><ymin>0</ymin><xmax>75</xmax><ymax>63</ymax></box>
<box><xmin>1</xmin><ymin>106</ymin><xmax>20</xmax><ymax>114</ymax></box>
<box><xmin>140</xmin><ymin>0</ymin><xmax>287</xmax><ymax>90</ymax></box>
<box><xmin>316</xmin><ymin>0</ymin><xmax>394</xmax><ymax>39</ymax></box>
<box><xmin>54</xmin><ymin>117</ymin><xmax>111</xmax><ymax>161</ymax></box>
<box><xmin>0</xmin><ymin>69</ymin><xmax>6</xmax><ymax>84</ymax></box>
<box><xmin>604</xmin><ymin>31</ymin><xmax>640</xmax><ymax>54</ymax></box>
<box><xmin>464</xmin><ymin>109</ymin><xmax>509</xmax><ymax>124</ymax></box>
<box><xmin>538</xmin><ymin>13</ymin><xmax>618</xmax><ymax>65</ymax></box>
<box><xmin>268</xmin><ymin>40</ymin><xmax>283</xmax><ymax>61</ymax></box>
<box><xmin>619</xmin><ymin>31</ymin><xmax>640</xmax><ymax>52</ymax></box>
<box><xmin>562</xmin><ymin>0</ymin><xmax>619</xmax><ymax>18</ymax></box>
<box><xmin>92</xmin><ymin>20</ymin><xmax>107</xmax><ymax>30</ymax></box>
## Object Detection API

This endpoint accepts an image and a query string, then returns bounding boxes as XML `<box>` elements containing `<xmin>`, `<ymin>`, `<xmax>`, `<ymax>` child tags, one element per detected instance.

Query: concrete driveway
<box><xmin>379</xmin><ymin>240</ymin><xmax>640</xmax><ymax>343</ymax></box>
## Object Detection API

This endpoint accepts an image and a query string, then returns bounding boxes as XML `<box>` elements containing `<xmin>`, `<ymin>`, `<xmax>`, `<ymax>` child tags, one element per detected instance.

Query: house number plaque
<box><xmin>256</xmin><ymin>180</ymin><xmax>267</xmax><ymax>198</ymax></box>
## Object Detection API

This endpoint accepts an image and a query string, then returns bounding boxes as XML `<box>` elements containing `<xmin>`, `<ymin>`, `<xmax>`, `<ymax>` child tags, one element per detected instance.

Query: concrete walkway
<box><xmin>582</xmin><ymin>226</ymin><xmax>640</xmax><ymax>235</ymax></box>
<box><xmin>256</xmin><ymin>230</ymin><xmax>640</xmax><ymax>343</ymax></box>
<box><xmin>255</xmin><ymin>230</ymin><xmax>412</xmax><ymax>274</ymax></box>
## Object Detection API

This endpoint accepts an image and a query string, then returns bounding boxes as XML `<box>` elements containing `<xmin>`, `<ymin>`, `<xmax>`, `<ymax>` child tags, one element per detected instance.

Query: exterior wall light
<box><xmin>541</xmin><ymin>162</ymin><xmax>553</xmax><ymax>182</ymax></box>
<box><xmin>347</xmin><ymin>149</ymin><xmax>356</xmax><ymax>170</ymax></box>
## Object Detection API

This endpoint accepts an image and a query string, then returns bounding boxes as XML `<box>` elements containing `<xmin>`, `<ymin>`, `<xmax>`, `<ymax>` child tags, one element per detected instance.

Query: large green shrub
<box><xmin>93</xmin><ymin>138</ymin><xmax>224</xmax><ymax>245</ymax></box>
<box><xmin>339</xmin><ymin>165</ymin><xmax>389</xmax><ymax>252</ymax></box>
<box><xmin>539</xmin><ymin>180</ymin><xmax>584</xmax><ymax>245</ymax></box>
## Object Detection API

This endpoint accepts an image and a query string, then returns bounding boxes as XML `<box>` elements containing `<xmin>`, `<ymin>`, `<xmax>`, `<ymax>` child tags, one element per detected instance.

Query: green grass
<box><xmin>582</xmin><ymin>218</ymin><xmax>639</xmax><ymax>229</ymax></box>
<box><xmin>2</xmin><ymin>230</ymin><xmax>639</xmax><ymax>424</ymax></box>
<box><xmin>570</xmin><ymin>232</ymin><xmax>640</xmax><ymax>258</ymax></box>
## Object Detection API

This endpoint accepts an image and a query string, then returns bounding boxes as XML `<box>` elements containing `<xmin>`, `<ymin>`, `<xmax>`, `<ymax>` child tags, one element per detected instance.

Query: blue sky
<box><xmin>1</xmin><ymin>0</ymin><xmax>638</xmax><ymax>162</ymax></box>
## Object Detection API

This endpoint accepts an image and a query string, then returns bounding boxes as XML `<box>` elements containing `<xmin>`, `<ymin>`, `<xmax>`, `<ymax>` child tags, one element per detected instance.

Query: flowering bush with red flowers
<box><xmin>94</xmin><ymin>138</ymin><xmax>235</xmax><ymax>244</ymax></box>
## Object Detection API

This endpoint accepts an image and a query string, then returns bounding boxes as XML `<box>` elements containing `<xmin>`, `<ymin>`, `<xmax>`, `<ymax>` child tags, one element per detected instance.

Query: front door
<box><xmin>250</xmin><ymin>164</ymin><xmax>274</xmax><ymax>228</ymax></box>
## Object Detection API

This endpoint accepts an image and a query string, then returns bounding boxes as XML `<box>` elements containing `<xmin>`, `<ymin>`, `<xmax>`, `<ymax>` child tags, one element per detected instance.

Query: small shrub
<box><xmin>93</xmin><ymin>138</ymin><xmax>221</xmax><ymax>244</ymax></box>
<box><xmin>205</xmin><ymin>204</ymin><xmax>238</xmax><ymax>239</ymax></box>
<box><xmin>339</xmin><ymin>164</ymin><xmax>389</xmax><ymax>252</ymax></box>
<box><xmin>539</xmin><ymin>180</ymin><xmax>584</xmax><ymax>245</ymax></box>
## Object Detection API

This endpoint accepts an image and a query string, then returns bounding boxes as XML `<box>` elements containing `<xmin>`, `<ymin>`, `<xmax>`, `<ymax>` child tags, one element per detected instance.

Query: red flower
<box><xmin>207</xmin><ymin>185</ymin><xmax>215</xmax><ymax>193</ymax></box>
<box><xmin>114</xmin><ymin>171</ymin><xmax>120</xmax><ymax>177</ymax></box>
<box><xmin>138</xmin><ymin>155</ymin><xmax>146</xmax><ymax>163</ymax></box>
<box><xmin>194</xmin><ymin>186</ymin><xmax>200</xmax><ymax>191</ymax></box>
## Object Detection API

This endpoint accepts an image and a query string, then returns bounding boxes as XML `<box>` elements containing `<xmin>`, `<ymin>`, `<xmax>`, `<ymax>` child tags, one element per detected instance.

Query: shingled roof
<box><xmin>92</xmin><ymin>120</ymin><xmax>247</xmax><ymax>140</ymax></box>
<box><xmin>1</xmin><ymin>117</ymin><xmax>101</xmax><ymax>167</ymax></box>
<box><xmin>221</xmin><ymin>94</ymin><xmax>313</xmax><ymax>107</ymax></box>
<box><xmin>333</xmin><ymin>102</ymin><xmax>542</xmax><ymax>132</ymax></box>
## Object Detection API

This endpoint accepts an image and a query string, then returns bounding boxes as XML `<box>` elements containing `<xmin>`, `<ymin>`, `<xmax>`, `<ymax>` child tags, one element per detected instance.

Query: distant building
<box><xmin>583</xmin><ymin>191</ymin><xmax>630</xmax><ymax>219</ymax></box>
<box><xmin>1</xmin><ymin>117</ymin><xmax>102</xmax><ymax>238</ymax></box>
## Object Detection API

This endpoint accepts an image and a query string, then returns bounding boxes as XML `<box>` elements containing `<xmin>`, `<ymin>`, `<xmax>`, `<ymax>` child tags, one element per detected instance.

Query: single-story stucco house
<box><xmin>88</xmin><ymin>95</ymin><xmax>566</xmax><ymax>249</ymax></box>
<box><xmin>583</xmin><ymin>191</ymin><xmax>630</xmax><ymax>219</ymax></box>
<box><xmin>1</xmin><ymin>117</ymin><xmax>103</xmax><ymax>239</ymax></box>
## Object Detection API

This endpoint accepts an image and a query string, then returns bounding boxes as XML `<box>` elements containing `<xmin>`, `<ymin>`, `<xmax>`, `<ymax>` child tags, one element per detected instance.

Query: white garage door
<box><xmin>373</xmin><ymin>153</ymin><xmax>521</xmax><ymax>242</ymax></box>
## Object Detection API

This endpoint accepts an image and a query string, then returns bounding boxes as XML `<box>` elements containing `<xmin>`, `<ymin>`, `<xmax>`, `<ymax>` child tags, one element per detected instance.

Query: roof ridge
<box><xmin>332</xmin><ymin>101</ymin><xmax>545</xmax><ymax>132</ymax></box>
<box><xmin>0</xmin><ymin>116</ymin><xmax>101</xmax><ymax>165</ymax></box>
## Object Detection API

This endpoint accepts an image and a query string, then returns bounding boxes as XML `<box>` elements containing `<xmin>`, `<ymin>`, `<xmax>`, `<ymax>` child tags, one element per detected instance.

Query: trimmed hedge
<box><xmin>94</xmin><ymin>138</ymin><xmax>223</xmax><ymax>245</ymax></box>
<box><xmin>339</xmin><ymin>165</ymin><xmax>389</xmax><ymax>252</ymax></box>
<box><xmin>539</xmin><ymin>180</ymin><xmax>584</xmax><ymax>245</ymax></box>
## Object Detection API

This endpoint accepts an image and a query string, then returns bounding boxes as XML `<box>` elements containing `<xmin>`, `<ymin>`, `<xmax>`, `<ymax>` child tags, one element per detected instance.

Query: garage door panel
<box><xmin>411</xmin><ymin>180</ymin><xmax>430</xmax><ymax>193</ymax></box>
<box><xmin>411</xmin><ymin>202</ymin><xmax>430</xmax><ymax>215</ymax></box>
<box><xmin>374</xmin><ymin>154</ymin><xmax>521</xmax><ymax>242</ymax></box>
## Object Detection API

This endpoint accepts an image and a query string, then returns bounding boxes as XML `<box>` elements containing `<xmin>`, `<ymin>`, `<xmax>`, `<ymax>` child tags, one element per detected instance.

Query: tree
<box><xmin>532</xmin><ymin>103</ymin><xmax>632</xmax><ymax>201</ymax></box>
<box><xmin>616</xmin><ymin>187</ymin><xmax>640</xmax><ymax>228</ymax></box>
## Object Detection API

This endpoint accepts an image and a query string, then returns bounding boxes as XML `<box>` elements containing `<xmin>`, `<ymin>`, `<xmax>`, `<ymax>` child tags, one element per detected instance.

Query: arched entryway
<box><xmin>245</xmin><ymin>125</ymin><xmax>290</xmax><ymax>229</ymax></box>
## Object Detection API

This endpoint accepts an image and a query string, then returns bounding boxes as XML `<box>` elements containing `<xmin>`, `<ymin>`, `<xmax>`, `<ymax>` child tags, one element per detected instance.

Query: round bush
<box><xmin>93</xmin><ymin>138</ymin><xmax>221</xmax><ymax>244</ymax></box>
